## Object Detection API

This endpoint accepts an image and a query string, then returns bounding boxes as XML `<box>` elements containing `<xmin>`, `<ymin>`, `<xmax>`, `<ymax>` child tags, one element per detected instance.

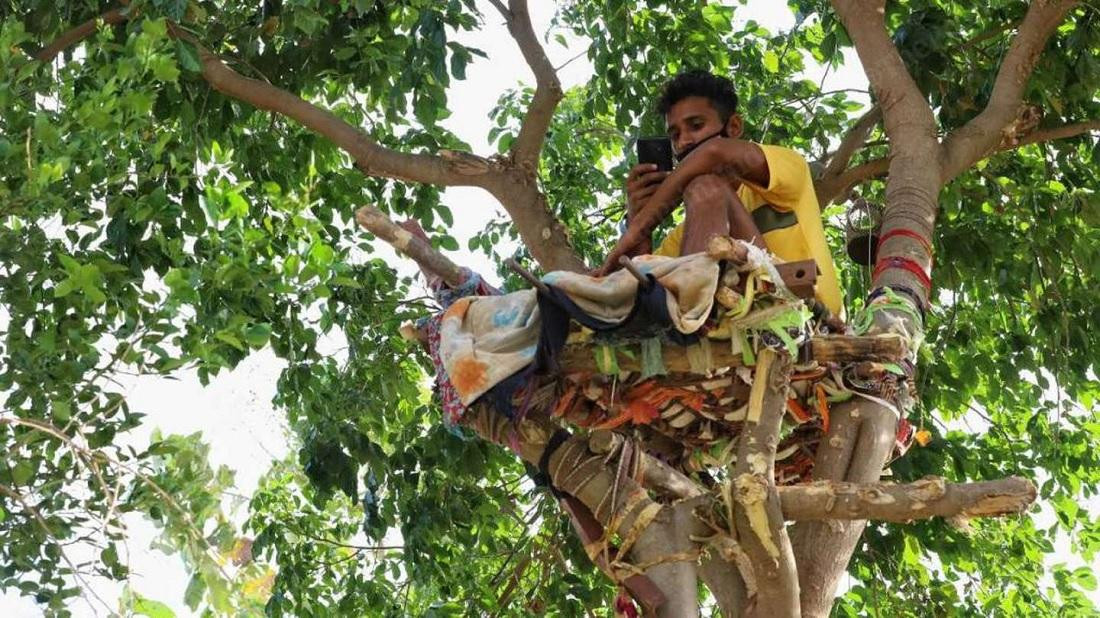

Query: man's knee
<box><xmin>683</xmin><ymin>174</ymin><xmax>730</xmax><ymax>210</ymax></box>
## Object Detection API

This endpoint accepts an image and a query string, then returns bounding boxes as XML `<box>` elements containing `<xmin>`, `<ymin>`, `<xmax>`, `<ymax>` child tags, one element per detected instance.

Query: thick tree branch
<box><xmin>500</xmin><ymin>0</ymin><xmax>564</xmax><ymax>171</ymax></box>
<box><xmin>788</xmin><ymin>399</ymin><xmax>896</xmax><ymax>618</ymax></box>
<box><xmin>827</xmin><ymin>1</ymin><xmax>942</xmax><ymax>318</ymax></box>
<box><xmin>779</xmin><ymin>476</ymin><xmax>1037</xmax><ymax>522</ymax></box>
<box><xmin>830</xmin><ymin>0</ymin><xmax>938</xmax><ymax>153</ymax></box>
<box><xmin>188</xmin><ymin>40</ymin><xmax>500</xmax><ymax>189</ymax></box>
<box><xmin>941</xmin><ymin>0</ymin><xmax>1080</xmax><ymax>182</ymax></box>
<box><xmin>34</xmin><ymin>10</ymin><xmax>584</xmax><ymax>273</ymax></box>
<box><xmin>815</xmin><ymin>119</ymin><xmax>1099</xmax><ymax>205</ymax></box>
<box><xmin>192</xmin><ymin>34</ymin><xmax>582</xmax><ymax>272</ymax></box>
<box><xmin>190</xmin><ymin>28</ymin><xmax>583</xmax><ymax>271</ymax></box>
<box><xmin>561</xmin><ymin>333</ymin><xmax>908</xmax><ymax>373</ymax></box>
<box><xmin>37</xmin><ymin>12</ymin><xmax>498</xmax><ymax>188</ymax></box>
<box><xmin>814</xmin><ymin>157</ymin><xmax>890</xmax><ymax>205</ymax></box>
<box><xmin>32</xmin><ymin>7</ymin><xmax>129</xmax><ymax>62</ymax></box>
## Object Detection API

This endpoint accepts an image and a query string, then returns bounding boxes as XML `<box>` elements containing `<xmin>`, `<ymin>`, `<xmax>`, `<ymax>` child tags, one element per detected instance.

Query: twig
<box><xmin>617</xmin><ymin>256</ymin><xmax>651</xmax><ymax>290</ymax></box>
<box><xmin>504</xmin><ymin>258</ymin><xmax>550</xmax><ymax>294</ymax></box>
<box><xmin>0</xmin><ymin>483</ymin><xmax>114</xmax><ymax>615</ymax></box>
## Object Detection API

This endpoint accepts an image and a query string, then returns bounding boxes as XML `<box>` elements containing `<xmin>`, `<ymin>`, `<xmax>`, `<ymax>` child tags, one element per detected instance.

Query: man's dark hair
<box><xmin>656</xmin><ymin>70</ymin><xmax>739</xmax><ymax>122</ymax></box>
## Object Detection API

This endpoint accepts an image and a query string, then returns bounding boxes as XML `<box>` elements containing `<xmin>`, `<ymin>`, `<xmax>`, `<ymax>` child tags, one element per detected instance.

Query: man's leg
<box><xmin>680</xmin><ymin>174</ymin><xmax>766</xmax><ymax>255</ymax></box>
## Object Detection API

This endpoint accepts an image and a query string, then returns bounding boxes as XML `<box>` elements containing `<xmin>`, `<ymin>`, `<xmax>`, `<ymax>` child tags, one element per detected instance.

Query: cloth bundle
<box><xmin>437</xmin><ymin>253</ymin><xmax>721</xmax><ymax>409</ymax></box>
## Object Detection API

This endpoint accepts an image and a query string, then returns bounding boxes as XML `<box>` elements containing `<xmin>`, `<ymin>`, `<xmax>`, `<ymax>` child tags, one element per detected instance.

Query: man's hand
<box><xmin>625</xmin><ymin>163</ymin><xmax>670</xmax><ymax>220</ymax></box>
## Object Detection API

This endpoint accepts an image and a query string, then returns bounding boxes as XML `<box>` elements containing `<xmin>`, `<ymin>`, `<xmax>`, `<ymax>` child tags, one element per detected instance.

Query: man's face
<box><xmin>664</xmin><ymin>95</ymin><xmax>742</xmax><ymax>156</ymax></box>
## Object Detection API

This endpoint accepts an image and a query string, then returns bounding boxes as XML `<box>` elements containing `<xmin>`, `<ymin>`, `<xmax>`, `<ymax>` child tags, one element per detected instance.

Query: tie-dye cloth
<box><xmin>418</xmin><ymin>269</ymin><xmax>503</xmax><ymax>425</ymax></box>
<box><xmin>438</xmin><ymin>253</ymin><xmax>722</xmax><ymax>409</ymax></box>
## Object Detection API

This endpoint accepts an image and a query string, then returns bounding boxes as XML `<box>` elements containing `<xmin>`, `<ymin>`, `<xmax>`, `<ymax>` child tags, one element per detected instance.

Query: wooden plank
<box><xmin>560</xmin><ymin>334</ymin><xmax>908</xmax><ymax>374</ymax></box>
<box><xmin>773</xmin><ymin>259</ymin><xmax>818</xmax><ymax>300</ymax></box>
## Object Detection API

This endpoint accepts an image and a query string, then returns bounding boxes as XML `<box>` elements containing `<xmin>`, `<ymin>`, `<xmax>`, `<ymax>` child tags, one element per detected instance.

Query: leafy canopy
<box><xmin>0</xmin><ymin>0</ymin><xmax>1097</xmax><ymax>616</ymax></box>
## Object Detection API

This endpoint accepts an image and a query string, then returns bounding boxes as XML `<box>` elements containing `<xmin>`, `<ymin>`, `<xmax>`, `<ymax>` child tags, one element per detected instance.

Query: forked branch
<box><xmin>942</xmin><ymin>0</ymin><xmax>1080</xmax><ymax>181</ymax></box>
<box><xmin>817</xmin><ymin>118</ymin><xmax>1098</xmax><ymax>204</ymax></box>
<box><xmin>189</xmin><ymin>39</ymin><xmax>500</xmax><ymax>189</ymax></box>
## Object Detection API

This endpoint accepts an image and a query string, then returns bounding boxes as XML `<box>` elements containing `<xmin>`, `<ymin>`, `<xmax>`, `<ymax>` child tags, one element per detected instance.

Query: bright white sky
<box><xmin>3</xmin><ymin>1</ymin><xmax>1088</xmax><ymax>616</ymax></box>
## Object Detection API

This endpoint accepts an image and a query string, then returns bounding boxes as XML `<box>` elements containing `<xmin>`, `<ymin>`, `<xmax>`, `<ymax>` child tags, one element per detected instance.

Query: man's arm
<box><xmin>674</xmin><ymin>138</ymin><xmax>770</xmax><ymax>195</ymax></box>
<box><xmin>597</xmin><ymin>139</ymin><xmax>769</xmax><ymax>273</ymax></box>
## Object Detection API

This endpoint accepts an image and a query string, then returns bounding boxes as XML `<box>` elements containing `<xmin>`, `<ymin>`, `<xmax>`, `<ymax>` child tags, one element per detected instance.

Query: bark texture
<box><xmin>778</xmin><ymin>476</ymin><xmax>1038</xmax><ymax>522</ymax></box>
<box><xmin>730</xmin><ymin>349</ymin><xmax>800</xmax><ymax>617</ymax></box>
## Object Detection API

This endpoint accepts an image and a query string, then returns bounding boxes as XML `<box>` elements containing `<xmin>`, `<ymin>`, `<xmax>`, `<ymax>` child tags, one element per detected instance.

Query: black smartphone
<box><xmin>636</xmin><ymin>137</ymin><xmax>673</xmax><ymax>172</ymax></box>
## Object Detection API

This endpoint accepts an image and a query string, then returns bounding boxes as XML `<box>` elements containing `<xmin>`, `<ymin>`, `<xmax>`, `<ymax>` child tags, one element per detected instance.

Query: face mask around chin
<box><xmin>674</xmin><ymin>128</ymin><xmax>729</xmax><ymax>163</ymax></box>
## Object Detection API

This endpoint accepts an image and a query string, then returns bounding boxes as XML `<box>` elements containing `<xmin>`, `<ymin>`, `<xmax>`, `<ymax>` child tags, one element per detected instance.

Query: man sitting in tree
<box><xmin>602</xmin><ymin>70</ymin><xmax>843</xmax><ymax>317</ymax></box>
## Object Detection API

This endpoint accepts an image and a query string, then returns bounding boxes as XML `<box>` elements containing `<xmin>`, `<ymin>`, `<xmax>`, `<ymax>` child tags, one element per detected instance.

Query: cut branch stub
<box><xmin>354</xmin><ymin>206</ymin><xmax>465</xmax><ymax>287</ymax></box>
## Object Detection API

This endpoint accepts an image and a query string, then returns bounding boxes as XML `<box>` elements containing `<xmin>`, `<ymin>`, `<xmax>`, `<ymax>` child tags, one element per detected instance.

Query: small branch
<box><xmin>504</xmin><ymin>258</ymin><xmax>550</xmax><ymax>294</ymax></box>
<box><xmin>354</xmin><ymin>206</ymin><xmax>465</xmax><ymax>287</ymax></box>
<box><xmin>302</xmin><ymin>532</ymin><xmax>403</xmax><ymax>552</ymax></box>
<box><xmin>0</xmin><ymin>484</ymin><xmax>114</xmax><ymax>615</ymax></box>
<box><xmin>822</xmin><ymin>106</ymin><xmax>881</xmax><ymax>179</ymax></box>
<box><xmin>1012</xmin><ymin>119</ymin><xmax>1100</xmax><ymax>148</ymax></box>
<box><xmin>502</xmin><ymin>0</ymin><xmax>564</xmax><ymax>170</ymax></box>
<box><xmin>816</xmin><ymin>119</ymin><xmax>1099</xmax><ymax>204</ymax></box>
<box><xmin>941</xmin><ymin>0</ymin><xmax>1080</xmax><ymax>182</ymax></box>
<box><xmin>487</xmin><ymin>0</ymin><xmax>510</xmax><ymax>20</ymax></box>
<box><xmin>33</xmin><ymin>7</ymin><xmax>129</xmax><ymax>63</ymax></box>
<box><xmin>814</xmin><ymin>157</ymin><xmax>890</xmax><ymax>205</ymax></box>
<box><xmin>778</xmin><ymin>476</ymin><xmax>1037</xmax><ymax>522</ymax></box>
<box><xmin>951</xmin><ymin>18</ymin><xmax>1025</xmax><ymax>54</ymax></box>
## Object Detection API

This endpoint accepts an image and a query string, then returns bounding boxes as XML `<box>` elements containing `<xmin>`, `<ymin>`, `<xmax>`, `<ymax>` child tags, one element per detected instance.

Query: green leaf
<box><xmin>244</xmin><ymin>323</ymin><xmax>272</xmax><ymax>348</ymax></box>
<box><xmin>54</xmin><ymin>278</ymin><xmax>76</xmax><ymax>298</ymax></box>
<box><xmin>149</xmin><ymin>55</ymin><xmax>180</xmax><ymax>83</ymax></box>
<box><xmin>175</xmin><ymin>40</ymin><xmax>201</xmax><ymax>73</ymax></box>
<box><xmin>183</xmin><ymin>574</ymin><xmax>204</xmax><ymax>610</ymax></box>
<box><xmin>133</xmin><ymin>596</ymin><xmax>176</xmax><ymax>618</ymax></box>
<box><xmin>225</xmin><ymin>191</ymin><xmax>249</xmax><ymax>218</ymax></box>
<box><xmin>763</xmin><ymin>50</ymin><xmax>779</xmax><ymax>73</ymax></box>
<box><xmin>215</xmin><ymin>332</ymin><xmax>245</xmax><ymax>351</ymax></box>
<box><xmin>51</xmin><ymin>399</ymin><xmax>71</xmax><ymax>422</ymax></box>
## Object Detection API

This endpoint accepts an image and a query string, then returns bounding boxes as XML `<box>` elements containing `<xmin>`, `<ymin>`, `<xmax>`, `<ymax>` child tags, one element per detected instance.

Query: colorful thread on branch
<box><xmin>876</xmin><ymin>228</ymin><xmax>934</xmax><ymax>263</ymax></box>
<box><xmin>872</xmin><ymin>255</ymin><xmax>932</xmax><ymax>292</ymax></box>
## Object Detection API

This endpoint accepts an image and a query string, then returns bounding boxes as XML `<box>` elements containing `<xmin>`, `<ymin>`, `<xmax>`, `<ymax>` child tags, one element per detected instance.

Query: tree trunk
<box><xmin>786</xmin><ymin>399</ymin><xmax>897</xmax><ymax>616</ymax></box>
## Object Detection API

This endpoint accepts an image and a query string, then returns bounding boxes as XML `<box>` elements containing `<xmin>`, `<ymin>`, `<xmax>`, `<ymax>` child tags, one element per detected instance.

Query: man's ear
<box><xmin>726</xmin><ymin>113</ymin><xmax>744</xmax><ymax>139</ymax></box>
